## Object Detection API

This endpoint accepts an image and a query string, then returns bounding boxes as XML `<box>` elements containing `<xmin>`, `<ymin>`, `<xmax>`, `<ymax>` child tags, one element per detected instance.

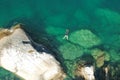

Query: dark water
<box><xmin>0</xmin><ymin>0</ymin><xmax>120</xmax><ymax>80</ymax></box>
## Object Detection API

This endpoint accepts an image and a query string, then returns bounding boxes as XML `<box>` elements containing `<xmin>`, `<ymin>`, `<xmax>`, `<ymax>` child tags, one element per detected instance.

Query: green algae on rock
<box><xmin>63</xmin><ymin>61</ymin><xmax>77</xmax><ymax>79</ymax></box>
<box><xmin>69</xmin><ymin>29</ymin><xmax>101</xmax><ymax>48</ymax></box>
<box><xmin>91</xmin><ymin>48</ymin><xmax>110</xmax><ymax>68</ymax></box>
<box><xmin>59</xmin><ymin>42</ymin><xmax>84</xmax><ymax>60</ymax></box>
<box><xmin>109</xmin><ymin>49</ymin><xmax>120</xmax><ymax>62</ymax></box>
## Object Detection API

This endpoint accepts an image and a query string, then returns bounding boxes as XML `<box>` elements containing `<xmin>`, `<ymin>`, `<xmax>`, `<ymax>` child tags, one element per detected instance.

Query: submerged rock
<box><xmin>70</xmin><ymin>29</ymin><xmax>101</xmax><ymax>48</ymax></box>
<box><xmin>59</xmin><ymin>42</ymin><xmax>83</xmax><ymax>60</ymax></box>
<box><xmin>91</xmin><ymin>48</ymin><xmax>110</xmax><ymax>68</ymax></box>
<box><xmin>109</xmin><ymin>49</ymin><xmax>120</xmax><ymax>62</ymax></box>
<box><xmin>95</xmin><ymin>62</ymin><xmax>120</xmax><ymax>80</ymax></box>
<box><xmin>0</xmin><ymin>24</ymin><xmax>65</xmax><ymax>80</ymax></box>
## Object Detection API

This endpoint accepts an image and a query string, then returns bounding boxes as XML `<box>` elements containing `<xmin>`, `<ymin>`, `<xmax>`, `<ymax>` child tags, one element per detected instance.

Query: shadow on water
<box><xmin>67</xmin><ymin>40</ymin><xmax>83</xmax><ymax>48</ymax></box>
<box><xmin>5</xmin><ymin>16</ymin><xmax>45</xmax><ymax>33</ymax></box>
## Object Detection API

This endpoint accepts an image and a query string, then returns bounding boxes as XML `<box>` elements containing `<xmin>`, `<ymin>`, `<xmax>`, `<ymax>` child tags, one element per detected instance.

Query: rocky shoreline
<box><xmin>0</xmin><ymin>24</ymin><xmax>65</xmax><ymax>80</ymax></box>
<box><xmin>0</xmin><ymin>24</ymin><xmax>120</xmax><ymax>80</ymax></box>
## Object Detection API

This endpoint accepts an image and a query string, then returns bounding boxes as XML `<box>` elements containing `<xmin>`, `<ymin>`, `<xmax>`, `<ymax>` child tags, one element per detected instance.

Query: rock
<box><xmin>70</xmin><ymin>29</ymin><xmax>101</xmax><ymax>48</ymax></box>
<box><xmin>0</xmin><ymin>24</ymin><xmax>65</xmax><ymax>80</ymax></box>
<box><xmin>105</xmin><ymin>52</ymin><xmax>110</xmax><ymax>61</ymax></box>
<box><xmin>110</xmin><ymin>62</ymin><xmax>120</xmax><ymax>80</ymax></box>
<box><xmin>59</xmin><ymin>42</ymin><xmax>83</xmax><ymax>60</ymax></box>
<box><xmin>109</xmin><ymin>49</ymin><xmax>120</xmax><ymax>62</ymax></box>
<box><xmin>91</xmin><ymin>48</ymin><xmax>110</xmax><ymax>68</ymax></box>
<box><xmin>74</xmin><ymin>54</ymin><xmax>95</xmax><ymax>80</ymax></box>
<box><xmin>75</xmin><ymin>62</ymin><xmax>95</xmax><ymax>80</ymax></box>
<box><xmin>95</xmin><ymin>62</ymin><xmax>120</xmax><ymax>80</ymax></box>
<box><xmin>58</xmin><ymin>42</ymin><xmax>84</xmax><ymax>78</ymax></box>
<box><xmin>63</xmin><ymin>61</ymin><xmax>76</xmax><ymax>78</ymax></box>
<box><xmin>91</xmin><ymin>49</ymin><xmax>104</xmax><ymax>68</ymax></box>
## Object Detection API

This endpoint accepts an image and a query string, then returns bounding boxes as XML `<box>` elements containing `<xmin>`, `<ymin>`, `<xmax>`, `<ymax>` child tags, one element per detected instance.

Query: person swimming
<box><xmin>63</xmin><ymin>29</ymin><xmax>69</xmax><ymax>40</ymax></box>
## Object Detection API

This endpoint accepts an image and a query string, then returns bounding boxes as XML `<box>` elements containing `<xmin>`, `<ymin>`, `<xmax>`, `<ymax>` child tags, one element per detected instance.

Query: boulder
<box><xmin>0</xmin><ymin>24</ymin><xmax>65</xmax><ymax>80</ymax></box>
<box><xmin>75</xmin><ymin>58</ymin><xmax>95</xmax><ymax>80</ymax></box>
<box><xmin>91</xmin><ymin>48</ymin><xmax>110</xmax><ymax>68</ymax></box>
<box><xmin>59</xmin><ymin>42</ymin><xmax>83</xmax><ymax>60</ymax></box>
<box><xmin>70</xmin><ymin>29</ymin><xmax>101</xmax><ymax>48</ymax></box>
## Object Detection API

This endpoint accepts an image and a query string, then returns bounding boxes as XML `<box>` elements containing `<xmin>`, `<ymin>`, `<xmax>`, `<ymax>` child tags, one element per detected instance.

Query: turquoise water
<box><xmin>0</xmin><ymin>67</ymin><xmax>22</xmax><ymax>80</ymax></box>
<box><xmin>0</xmin><ymin>0</ymin><xmax>120</xmax><ymax>80</ymax></box>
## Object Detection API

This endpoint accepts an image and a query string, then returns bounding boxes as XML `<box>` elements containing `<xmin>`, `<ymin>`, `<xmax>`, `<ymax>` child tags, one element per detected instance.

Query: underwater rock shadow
<box><xmin>67</xmin><ymin>40</ymin><xmax>83</xmax><ymax>48</ymax></box>
<box><xmin>4</xmin><ymin>15</ymin><xmax>47</xmax><ymax>35</ymax></box>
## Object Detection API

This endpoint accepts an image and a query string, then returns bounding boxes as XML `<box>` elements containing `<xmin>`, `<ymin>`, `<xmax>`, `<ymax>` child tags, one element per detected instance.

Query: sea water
<box><xmin>0</xmin><ymin>0</ymin><xmax>120</xmax><ymax>80</ymax></box>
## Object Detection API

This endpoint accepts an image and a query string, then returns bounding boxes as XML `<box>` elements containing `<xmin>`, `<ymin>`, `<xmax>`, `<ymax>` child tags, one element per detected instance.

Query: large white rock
<box><xmin>75</xmin><ymin>65</ymin><xmax>95</xmax><ymax>80</ymax></box>
<box><xmin>0</xmin><ymin>24</ymin><xmax>65</xmax><ymax>80</ymax></box>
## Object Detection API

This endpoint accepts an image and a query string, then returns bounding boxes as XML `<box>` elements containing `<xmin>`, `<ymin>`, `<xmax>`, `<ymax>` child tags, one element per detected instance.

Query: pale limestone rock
<box><xmin>0</xmin><ymin>24</ymin><xmax>65</xmax><ymax>80</ymax></box>
<box><xmin>75</xmin><ymin>65</ymin><xmax>95</xmax><ymax>80</ymax></box>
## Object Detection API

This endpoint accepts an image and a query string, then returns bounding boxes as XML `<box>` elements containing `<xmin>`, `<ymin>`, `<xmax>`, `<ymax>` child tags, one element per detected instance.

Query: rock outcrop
<box><xmin>75</xmin><ymin>54</ymin><xmax>95</xmax><ymax>80</ymax></box>
<box><xmin>75</xmin><ymin>61</ymin><xmax>95</xmax><ymax>80</ymax></box>
<box><xmin>70</xmin><ymin>29</ymin><xmax>101</xmax><ymax>48</ymax></box>
<box><xmin>0</xmin><ymin>24</ymin><xmax>65</xmax><ymax>80</ymax></box>
<box><xmin>91</xmin><ymin>48</ymin><xmax>110</xmax><ymax>68</ymax></box>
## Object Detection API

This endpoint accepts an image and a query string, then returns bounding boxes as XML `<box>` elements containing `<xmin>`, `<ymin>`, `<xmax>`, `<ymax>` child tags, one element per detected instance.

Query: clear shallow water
<box><xmin>0</xmin><ymin>0</ymin><xmax>120</xmax><ymax>80</ymax></box>
<box><xmin>0</xmin><ymin>67</ymin><xmax>22</xmax><ymax>80</ymax></box>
